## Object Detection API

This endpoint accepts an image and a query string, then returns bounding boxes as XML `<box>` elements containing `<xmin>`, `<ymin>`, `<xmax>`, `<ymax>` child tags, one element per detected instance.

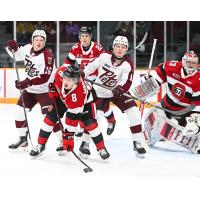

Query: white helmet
<box><xmin>113</xmin><ymin>36</ymin><xmax>129</xmax><ymax>49</ymax></box>
<box><xmin>182</xmin><ymin>51</ymin><xmax>198</xmax><ymax>75</ymax></box>
<box><xmin>32</xmin><ymin>30</ymin><xmax>47</xmax><ymax>42</ymax></box>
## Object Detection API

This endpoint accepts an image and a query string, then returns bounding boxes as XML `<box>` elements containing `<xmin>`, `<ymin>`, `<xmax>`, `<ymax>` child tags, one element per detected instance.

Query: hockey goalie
<box><xmin>144</xmin><ymin>107</ymin><xmax>200</xmax><ymax>154</ymax></box>
<box><xmin>132</xmin><ymin>51</ymin><xmax>200</xmax><ymax>154</ymax></box>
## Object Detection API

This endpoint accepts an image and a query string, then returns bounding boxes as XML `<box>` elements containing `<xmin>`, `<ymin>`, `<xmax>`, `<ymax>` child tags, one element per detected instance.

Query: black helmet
<box><xmin>79</xmin><ymin>26</ymin><xmax>92</xmax><ymax>35</ymax></box>
<box><xmin>63</xmin><ymin>66</ymin><xmax>81</xmax><ymax>83</ymax></box>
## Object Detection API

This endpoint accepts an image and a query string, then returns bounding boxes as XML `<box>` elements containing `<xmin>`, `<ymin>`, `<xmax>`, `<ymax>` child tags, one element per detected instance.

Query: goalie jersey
<box><xmin>151</xmin><ymin>61</ymin><xmax>200</xmax><ymax>112</ymax></box>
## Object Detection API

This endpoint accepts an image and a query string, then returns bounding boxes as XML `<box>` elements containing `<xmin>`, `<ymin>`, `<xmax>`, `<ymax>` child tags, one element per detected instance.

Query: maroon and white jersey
<box><xmin>63</xmin><ymin>41</ymin><xmax>103</xmax><ymax>79</ymax></box>
<box><xmin>53</xmin><ymin>66</ymin><xmax>94</xmax><ymax>132</ymax></box>
<box><xmin>83</xmin><ymin>52</ymin><xmax>134</xmax><ymax>98</ymax></box>
<box><xmin>6</xmin><ymin>44</ymin><xmax>56</xmax><ymax>94</ymax></box>
<box><xmin>151</xmin><ymin>61</ymin><xmax>200</xmax><ymax>111</ymax></box>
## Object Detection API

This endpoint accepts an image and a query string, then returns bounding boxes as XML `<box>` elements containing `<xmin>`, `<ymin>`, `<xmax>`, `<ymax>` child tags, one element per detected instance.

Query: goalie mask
<box><xmin>63</xmin><ymin>66</ymin><xmax>81</xmax><ymax>89</ymax></box>
<box><xmin>182</xmin><ymin>51</ymin><xmax>198</xmax><ymax>75</ymax></box>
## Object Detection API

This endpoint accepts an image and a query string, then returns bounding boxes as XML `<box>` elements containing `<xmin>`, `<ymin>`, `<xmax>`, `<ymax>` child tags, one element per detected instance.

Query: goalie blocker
<box><xmin>144</xmin><ymin>106</ymin><xmax>200</xmax><ymax>154</ymax></box>
<box><xmin>131</xmin><ymin>76</ymin><xmax>160</xmax><ymax>100</ymax></box>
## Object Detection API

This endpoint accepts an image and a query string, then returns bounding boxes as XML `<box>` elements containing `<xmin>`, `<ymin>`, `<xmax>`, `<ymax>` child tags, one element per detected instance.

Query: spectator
<box><xmin>104</xmin><ymin>21</ymin><xmax>134</xmax><ymax>50</ymax></box>
<box><xmin>65</xmin><ymin>21</ymin><xmax>80</xmax><ymax>42</ymax></box>
<box><xmin>17</xmin><ymin>22</ymin><xmax>34</xmax><ymax>43</ymax></box>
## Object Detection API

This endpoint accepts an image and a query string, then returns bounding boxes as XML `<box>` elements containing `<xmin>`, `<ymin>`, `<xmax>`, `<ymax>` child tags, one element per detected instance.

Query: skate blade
<box><xmin>8</xmin><ymin>146</ymin><xmax>29</xmax><ymax>153</ymax></box>
<box><xmin>135</xmin><ymin>152</ymin><xmax>146</xmax><ymax>158</ymax></box>
<box><xmin>57</xmin><ymin>150</ymin><xmax>66</xmax><ymax>156</ymax></box>
<box><xmin>100</xmin><ymin>157</ymin><xmax>110</xmax><ymax>162</ymax></box>
<box><xmin>30</xmin><ymin>152</ymin><xmax>44</xmax><ymax>159</ymax></box>
<box><xmin>79</xmin><ymin>152</ymin><xmax>89</xmax><ymax>159</ymax></box>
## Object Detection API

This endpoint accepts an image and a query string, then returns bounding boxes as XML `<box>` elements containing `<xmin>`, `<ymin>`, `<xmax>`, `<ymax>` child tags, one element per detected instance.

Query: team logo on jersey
<box><xmin>100</xmin><ymin>67</ymin><xmax>117</xmax><ymax>87</ymax></box>
<box><xmin>172</xmin><ymin>82</ymin><xmax>186</xmax><ymax>99</ymax></box>
<box><xmin>25</xmin><ymin>58</ymin><xmax>39</xmax><ymax>77</ymax></box>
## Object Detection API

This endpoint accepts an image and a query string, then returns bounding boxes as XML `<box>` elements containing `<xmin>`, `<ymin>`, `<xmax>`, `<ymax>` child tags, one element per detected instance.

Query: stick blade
<box><xmin>83</xmin><ymin>167</ymin><xmax>93</xmax><ymax>173</ymax></box>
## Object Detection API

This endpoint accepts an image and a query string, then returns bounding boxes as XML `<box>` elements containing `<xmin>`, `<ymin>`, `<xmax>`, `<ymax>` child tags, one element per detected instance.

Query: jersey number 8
<box><xmin>71</xmin><ymin>94</ymin><xmax>77</xmax><ymax>102</ymax></box>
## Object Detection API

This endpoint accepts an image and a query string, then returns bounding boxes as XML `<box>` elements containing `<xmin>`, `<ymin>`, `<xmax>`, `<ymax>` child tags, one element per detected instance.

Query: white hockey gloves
<box><xmin>183</xmin><ymin>113</ymin><xmax>200</xmax><ymax>137</ymax></box>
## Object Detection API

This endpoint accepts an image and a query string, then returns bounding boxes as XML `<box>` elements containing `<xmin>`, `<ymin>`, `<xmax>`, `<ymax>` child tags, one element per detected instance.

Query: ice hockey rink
<box><xmin>1</xmin><ymin>103</ymin><xmax>200</xmax><ymax>200</ymax></box>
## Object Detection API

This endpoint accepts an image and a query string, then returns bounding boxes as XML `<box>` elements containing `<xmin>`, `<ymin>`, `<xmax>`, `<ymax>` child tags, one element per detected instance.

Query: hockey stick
<box><xmin>12</xmin><ymin>51</ymin><xmax>34</xmax><ymax>149</ymax></box>
<box><xmin>54</xmin><ymin>100</ymin><xmax>93</xmax><ymax>173</ymax></box>
<box><xmin>84</xmin><ymin>78</ymin><xmax>195</xmax><ymax>116</ymax></box>
<box><xmin>127</xmin><ymin>32</ymin><xmax>148</xmax><ymax>53</ymax></box>
<box><xmin>139</xmin><ymin>38</ymin><xmax>157</xmax><ymax>117</ymax></box>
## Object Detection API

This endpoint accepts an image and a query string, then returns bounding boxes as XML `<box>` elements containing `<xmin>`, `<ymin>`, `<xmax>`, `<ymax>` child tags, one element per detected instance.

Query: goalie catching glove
<box><xmin>183</xmin><ymin>113</ymin><xmax>200</xmax><ymax>137</ymax></box>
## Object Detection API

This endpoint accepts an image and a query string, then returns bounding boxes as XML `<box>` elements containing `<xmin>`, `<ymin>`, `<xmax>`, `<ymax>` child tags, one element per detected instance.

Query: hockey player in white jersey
<box><xmin>80</xmin><ymin>36</ymin><xmax>147</xmax><ymax>158</ymax></box>
<box><xmin>137</xmin><ymin>51</ymin><xmax>200</xmax><ymax>154</ymax></box>
<box><xmin>6</xmin><ymin>30</ymin><xmax>57</xmax><ymax>150</ymax></box>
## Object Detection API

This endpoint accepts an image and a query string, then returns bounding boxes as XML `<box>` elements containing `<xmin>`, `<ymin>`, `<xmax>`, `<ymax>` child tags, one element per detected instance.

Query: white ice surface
<box><xmin>0</xmin><ymin>104</ymin><xmax>200</xmax><ymax>200</ymax></box>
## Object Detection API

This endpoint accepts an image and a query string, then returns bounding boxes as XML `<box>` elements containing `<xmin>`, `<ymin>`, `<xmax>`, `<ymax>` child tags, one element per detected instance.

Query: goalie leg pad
<box><xmin>144</xmin><ymin>107</ymin><xmax>200</xmax><ymax>153</ymax></box>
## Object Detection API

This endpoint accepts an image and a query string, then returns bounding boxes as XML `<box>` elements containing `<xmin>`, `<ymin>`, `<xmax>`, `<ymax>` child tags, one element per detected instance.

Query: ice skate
<box><xmin>133</xmin><ymin>141</ymin><xmax>146</xmax><ymax>158</ymax></box>
<box><xmin>79</xmin><ymin>141</ymin><xmax>90</xmax><ymax>159</ymax></box>
<box><xmin>8</xmin><ymin>136</ymin><xmax>28</xmax><ymax>150</ymax></box>
<box><xmin>98</xmin><ymin>148</ymin><xmax>110</xmax><ymax>160</ymax></box>
<box><xmin>107</xmin><ymin>120</ymin><xmax>116</xmax><ymax>135</ymax></box>
<box><xmin>56</xmin><ymin>140</ymin><xmax>65</xmax><ymax>156</ymax></box>
<box><xmin>29</xmin><ymin>144</ymin><xmax>45</xmax><ymax>158</ymax></box>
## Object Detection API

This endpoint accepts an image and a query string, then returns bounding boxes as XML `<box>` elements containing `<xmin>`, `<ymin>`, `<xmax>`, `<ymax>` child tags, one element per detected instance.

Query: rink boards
<box><xmin>0</xmin><ymin>68</ymin><xmax>163</xmax><ymax>104</ymax></box>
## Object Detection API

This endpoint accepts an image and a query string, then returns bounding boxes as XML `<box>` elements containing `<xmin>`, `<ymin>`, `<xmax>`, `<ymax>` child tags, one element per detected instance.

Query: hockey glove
<box><xmin>7</xmin><ymin>39</ymin><xmax>18</xmax><ymax>52</ymax></box>
<box><xmin>183</xmin><ymin>113</ymin><xmax>200</xmax><ymax>137</ymax></box>
<box><xmin>112</xmin><ymin>85</ymin><xmax>124</xmax><ymax>98</ymax></box>
<box><xmin>63</xmin><ymin>131</ymin><xmax>74</xmax><ymax>151</ymax></box>
<box><xmin>48</xmin><ymin>82</ymin><xmax>59</xmax><ymax>100</ymax></box>
<box><xmin>15</xmin><ymin>78</ymin><xmax>32</xmax><ymax>90</ymax></box>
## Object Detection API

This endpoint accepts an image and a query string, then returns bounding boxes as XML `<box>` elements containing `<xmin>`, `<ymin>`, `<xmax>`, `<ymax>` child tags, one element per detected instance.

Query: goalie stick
<box><xmin>54</xmin><ymin>100</ymin><xmax>93</xmax><ymax>173</ymax></box>
<box><xmin>12</xmin><ymin>51</ymin><xmax>34</xmax><ymax>149</ymax></box>
<box><xmin>139</xmin><ymin>38</ymin><xmax>157</xmax><ymax>117</ymax></box>
<box><xmin>84</xmin><ymin>78</ymin><xmax>195</xmax><ymax>116</ymax></box>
